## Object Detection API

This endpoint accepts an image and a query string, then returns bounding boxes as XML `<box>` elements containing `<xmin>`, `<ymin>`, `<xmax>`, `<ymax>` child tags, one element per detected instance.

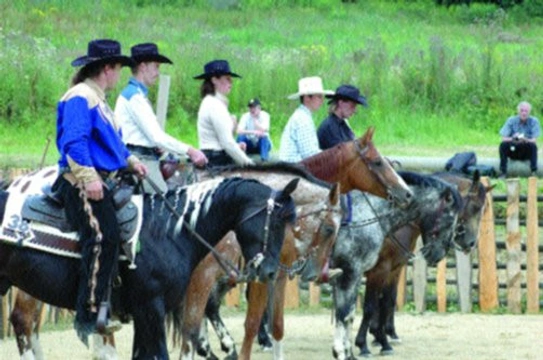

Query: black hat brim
<box><xmin>71</xmin><ymin>55</ymin><xmax>134</xmax><ymax>68</ymax></box>
<box><xmin>193</xmin><ymin>71</ymin><xmax>242</xmax><ymax>80</ymax></box>
<box><xmin>132</xmin><ymin>54</ymin><xmax>173</xmax><ymax>64</ymax></box>
<box><xmin>326</xmin><ymin>94</ymin><xmax>368</xmax><ymax>107</ymax></box>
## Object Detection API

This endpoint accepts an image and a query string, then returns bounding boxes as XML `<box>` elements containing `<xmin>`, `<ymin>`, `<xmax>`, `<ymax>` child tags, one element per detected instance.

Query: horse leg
<box><xmin>239</xmin><ymin>282</ymin><xmax>268</xmax><ymax>360</ymax></box>
<box><xmin>270</xmin><ymin>273</ymin><xmax>287</xmax><ymax>360</ymax></box>
<box><xmin>374</xmin><ymin>288</ymin><xmax>393</xmax><ymax>355</ymax></box>
<box><xmin>10</xmin><ymin>289</ymin><xmax>44</xmax><ymax>360</ymax></box>
<box><xmin>256</xmin><ymin>308</ymin><xmax>272</xmax><ymax>351</ymax></box>
<box><xmin>383</xmin><ymin>280</ymin><xmax>401</xmax><ymax>343</ymax></box>
<box><xmin>204</xmin><ymin>279</ymin><xmax>237</xmax><ymax>360</ymax></box>
<box><xmin>330</xmin><ymin>259</ymin><xmax>360</xmax><ymax>360</ymax></box>
<box><xmin>353</xmin><ymin>282</ymin><xmax>379</xmax><ymax>357</ymax></box>
<box><xmin>91</xmin><ymin>334</ymin><xmax>118</xmax><ymax>360</ymax></box>
<box><xmin>131</xmin><ymin>300</ymin><xmax>168</xmax><ymax>360</ymax></box>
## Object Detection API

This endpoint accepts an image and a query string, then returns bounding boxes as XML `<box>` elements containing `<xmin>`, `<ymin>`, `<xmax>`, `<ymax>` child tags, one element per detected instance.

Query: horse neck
<box><xmin>300</xmin><ymin>146</ymin><xmax>350</xmax><ymax>191</ymax></box>
<box><xmin>354</xmin><ymin>191</ymin><xmax>412</xmax><ymax>235</ymax></box>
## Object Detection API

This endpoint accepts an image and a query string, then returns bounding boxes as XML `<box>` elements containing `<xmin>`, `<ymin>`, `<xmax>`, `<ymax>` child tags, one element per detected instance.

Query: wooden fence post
<box><xmin>155</xmin><ymin>74</ymin><xmax>171</xmax><ymax>130</ymax></box>
<box><xmin>436</xmin><ymin>258</ymin><xmax>447</xmax><ymax>312</ymax></box>
<box><xmin>224</xmin><ymin>284</ymin><xmax>241</xmax><ymax>307</ymax></box>
<box><xmin>526</xmin><ymin>177</ymin><xmax>539</xmax><ymax>313</ymax></box>
<box><xmin>478</xmin><ymin>177</ymin><xmax>498</xmax><ymax>312</ymax></box>
<box><xmin>413</xmin><ymin>237</ymin><xmax>427</xmax><ymax>312</ymax></box>
<box><xmin>284</xmin><ymin>276</ymin><xmax>299</xmax><ymax>309</ymax></box>
<box><xmin>455</xmin><ymin>249</ymin><xmax>472</xmax><ymax>313</ymax></box>
<box><xmin>308</xmin><ymin>282</ymin><xmax>320</xmax><ymax>307</ymax></box>
<box><xmin>506</xmin><ymin>179</ymin><xmax>522</xmax><ymax>314</ymax></box>
<box><xmin>396</xmin><ymin>265</ymin><xmax>407</xmax><ymax>310</ymax></box>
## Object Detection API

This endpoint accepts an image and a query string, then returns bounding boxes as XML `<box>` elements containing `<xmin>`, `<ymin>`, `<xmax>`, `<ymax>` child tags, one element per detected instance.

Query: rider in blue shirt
<box><xmin>53</xmin><ymin>39</ymin><xmax>147</xmax><ymax>345</ymax></box>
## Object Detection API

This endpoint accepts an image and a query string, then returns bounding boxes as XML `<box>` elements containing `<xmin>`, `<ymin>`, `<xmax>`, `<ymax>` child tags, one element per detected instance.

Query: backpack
<box><xmin>445</xmin><ymin>152</ymin><xmax>477</xmax><ymax>173</ymax></box>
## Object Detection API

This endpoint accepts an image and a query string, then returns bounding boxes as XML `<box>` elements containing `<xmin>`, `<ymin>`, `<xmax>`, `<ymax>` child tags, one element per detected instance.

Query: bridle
<box><xmin>277</xmin><ymin>202</ymin><xmax>343</xmax><ymax>279</ymax></box>
<box><xmin>353</xmin><ymin>139</ymin><xmax>396</xmax><ymax>204</ymax></box>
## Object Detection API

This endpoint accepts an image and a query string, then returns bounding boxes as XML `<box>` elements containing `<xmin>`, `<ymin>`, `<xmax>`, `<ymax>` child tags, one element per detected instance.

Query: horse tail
<box><xmin>168</xmin><ymin>306</ymin><xmax>183</xmax><ymax>348</ymax></box>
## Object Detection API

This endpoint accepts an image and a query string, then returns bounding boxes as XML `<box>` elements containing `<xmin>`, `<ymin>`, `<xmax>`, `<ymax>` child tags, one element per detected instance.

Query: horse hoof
<box><xmin>380</xmin><ymin>349</ymin><xmax>394</xmax><ymax>356</ymax></box>
<box><xmin>388</xmin><ymin>337</ymin><xmax>402</xmax><ymax>344</ymax></box>
<box><xmin>359</xmin><ymin>349</ymin><xmax>372</xmax><ymax>357</ymax></box>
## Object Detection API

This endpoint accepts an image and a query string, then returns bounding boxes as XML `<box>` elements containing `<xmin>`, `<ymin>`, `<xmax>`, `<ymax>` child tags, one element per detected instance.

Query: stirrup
<box><xmin>96</xmin><ymin>301</ymin><xmax>122</xmax><ymax>335</ymax></box>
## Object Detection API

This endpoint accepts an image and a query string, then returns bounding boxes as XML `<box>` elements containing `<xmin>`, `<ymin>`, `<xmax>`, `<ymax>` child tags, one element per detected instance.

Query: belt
<box><xmin>202</xmin><ymin>149</ymin><xmax>227</xmax><ymax>156</ymax></box>
<box><xmin>127</xmin><ymin>144</ymin><xmax>157</xmax><ymax>156</ymax></box>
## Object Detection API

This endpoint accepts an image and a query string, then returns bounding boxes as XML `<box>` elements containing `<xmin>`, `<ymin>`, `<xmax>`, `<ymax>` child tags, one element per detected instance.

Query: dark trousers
<box><xmin>499</xmin><ymin>141</ymin><xmax>538</xmax><ymax>173</ymax></box>
<box><xmin>52</xmin><ymin>176</ymin><xmax>121</xmax><ymax>325</ymax></box>
<box><xmin>202</xmin><ymin>149</ymin><xmax>235</xmax><ymax>167</ymax></box>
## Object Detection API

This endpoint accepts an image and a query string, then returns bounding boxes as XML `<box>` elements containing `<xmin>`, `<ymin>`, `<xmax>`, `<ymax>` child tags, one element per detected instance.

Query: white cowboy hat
<box><xmin>287</xmin><ymin>76</ymin><xmax>334</xmax><ymax>100</ymax></box>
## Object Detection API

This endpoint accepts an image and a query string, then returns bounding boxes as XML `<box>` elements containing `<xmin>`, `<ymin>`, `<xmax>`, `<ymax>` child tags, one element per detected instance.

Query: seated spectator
<box><xmin>498</xmin><ymin>101</ymin><xmax>540</xmax><ymax>177</ymax></box>
<box><xmin>236</xmin><ymin>98</ymin><xmax>272</xmax><ymax>161</ymax></box>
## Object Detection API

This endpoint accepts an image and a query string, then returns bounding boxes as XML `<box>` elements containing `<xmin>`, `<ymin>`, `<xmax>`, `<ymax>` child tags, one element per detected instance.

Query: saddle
<box><xmin>10</xmin><ymin>184</ymin><xmax>141</xmax><ymax>263</ymax></box>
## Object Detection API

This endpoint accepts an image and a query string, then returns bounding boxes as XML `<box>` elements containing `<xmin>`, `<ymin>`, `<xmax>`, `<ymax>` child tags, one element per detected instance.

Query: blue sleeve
<box><xmin>60</xmin><ymin>96</ymin><xmax>94</xmax><ymax>167</ymax></box>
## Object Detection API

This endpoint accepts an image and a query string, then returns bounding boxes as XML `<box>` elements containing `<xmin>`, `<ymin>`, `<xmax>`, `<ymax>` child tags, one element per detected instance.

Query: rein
<box><xmin>145</xmin><ymin>177</ymin><xmax>242</xmax><ymax>280</ymax></box>
<box><xmin>278</xmin><ymin>204</ymin><xmax>342</xmax><ymax>279</ymax></box>
<box><xmin>361</xmin><ymin>192</ymin><xmax>415</xmax><ymax>260</ymax></box>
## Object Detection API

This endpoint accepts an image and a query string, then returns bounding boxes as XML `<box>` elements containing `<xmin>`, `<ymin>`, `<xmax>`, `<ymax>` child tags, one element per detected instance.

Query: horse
<box><xmin>0</xmin><ymin>173</ymin><xmax>299</xmax><ymax>359</ymax></box>
<box><xmin>355</xmin><ymin>170</ymin><xmax>494</xmax><ymax>356</ymax></box>
<box><xmin>328</xmin><ymin>171</ymin><xmax>463</xmax><ymax>360</ymax></box>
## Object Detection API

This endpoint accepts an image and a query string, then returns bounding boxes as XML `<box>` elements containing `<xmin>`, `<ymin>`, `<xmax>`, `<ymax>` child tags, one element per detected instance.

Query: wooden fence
<box><xmin>0</xmin><ymin>174</ymin><xmax>541</xmax><ymax>338</ymax></box>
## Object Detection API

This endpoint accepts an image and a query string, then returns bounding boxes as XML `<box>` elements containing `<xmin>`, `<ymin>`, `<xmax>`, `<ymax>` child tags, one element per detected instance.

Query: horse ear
<box><xmin>486</xmin><ymin>184</ymin><xmax>496</xmax><ymax>192</ymax></box>
<box><xmin>472</xmin><ymin>169</ymin><xmax>481</xmax><ymax>183</ymax></box>
<box><xmin>363</xmin><ymin>126</ymin><xmax>375</xmax><ymax>142</ymax></box>
<box><xmin>329</xmin><ymin>182</ymin><xmax>340</xmax><ymax>206</ymax></box>
<box><xmin>281</xmin><ymin>178</ymin><xmax>300</xmax><ymax>197</ymax></box>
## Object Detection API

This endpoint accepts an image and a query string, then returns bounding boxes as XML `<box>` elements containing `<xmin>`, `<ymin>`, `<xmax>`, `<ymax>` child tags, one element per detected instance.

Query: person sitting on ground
<box><xmin>236</xmin><ymin>98</ymin><xmax>272</xmax><ymax>161</ymax></box>
<box><xmin>279</xmin><ymin>76</ymin><xmax>333</xmax><ymax>162</ymax></box>
<box><xmin>317</xmin><ymin>84</ymin><xmax>367</xmax><ymax>150</ymax></box>
<box><xmin>498</xmin><ymin>101</ymin><xmax>540</xmax><ymax>177</ymax></box>
<box><xmin>114</xmin><ymin>42</ymin><xmax>207</xmax><ymax>193</ymax></box>
<box><xmin>195</xmin><ymin>59</ymin><xmax>253</xmax><ymax>167</ymax></box>
<box><xmin>51</xmin><ymin>39</ymin><xmax>148</xmax><ymax>344</ymax></box>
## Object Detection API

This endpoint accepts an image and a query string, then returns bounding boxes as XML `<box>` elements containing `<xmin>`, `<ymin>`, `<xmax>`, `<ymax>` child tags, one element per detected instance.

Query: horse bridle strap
<box><xmin>144</xmin><ymin>176</ymin><xmax>241</xmax><ymax>280</ymax></box>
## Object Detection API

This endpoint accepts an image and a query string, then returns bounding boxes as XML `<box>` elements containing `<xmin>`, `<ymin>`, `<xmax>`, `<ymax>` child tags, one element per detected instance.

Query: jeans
<box><xmin>236</xmin><ymin>135</ymin><xmax>272</xmax><ymax>161</ymax></box>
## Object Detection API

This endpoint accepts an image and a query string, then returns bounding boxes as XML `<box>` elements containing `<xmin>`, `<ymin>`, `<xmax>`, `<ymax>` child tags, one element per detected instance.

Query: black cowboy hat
<box><xmin>326</xmin><ymin>84</ymin><xmax>368</xmax><ymax>106</ymax></box>
<box><xmin>71</xmin><ymin>39</ymin><xmax>134</xmax><ymax>68</ymax></box>
<box><xmin>193</xmin><ymin>59</ymin><xmax>241</xmax><ymax>80</ymax></box>
<box><xmin>247</xmin><ymin>98</ymin><xmax>261</xmax><ymax>107</ymax></box>
<box><xmin>131</xmin><ymin>43</ymin><xmax>173</xmax><ymax>64</ymax></box>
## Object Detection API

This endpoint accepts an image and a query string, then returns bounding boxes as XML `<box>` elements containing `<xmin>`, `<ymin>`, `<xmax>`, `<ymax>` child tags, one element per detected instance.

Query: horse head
<box><xmin>234</xmin><ymin>178</ymin><xmax>299</xmax><ymax>282</ymax></box>
<box><xmin>292</xmin><ymin>182</ymin><xmax>342</xmax><ymax>283</ymax></box>
<box><xmin>299</xmin><ymin>127</ymin><xmax>413</xmax><ymax>208</ymax></box>
<box><xmin>399</xmin><ymin>172</ymin><xmax>463</xmax><ymax>266</ymax></box>
<box><xmin>433</xmin><ymin>170</ymin><xmax>495</xmax><ymax>253</ymax></box>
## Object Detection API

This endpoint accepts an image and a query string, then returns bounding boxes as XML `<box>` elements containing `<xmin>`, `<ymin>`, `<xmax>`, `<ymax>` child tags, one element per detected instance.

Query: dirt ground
<box><xmin>0</xmin><ymin>309</ymin><xmax>541</xmax><ymax>359</ymax></box>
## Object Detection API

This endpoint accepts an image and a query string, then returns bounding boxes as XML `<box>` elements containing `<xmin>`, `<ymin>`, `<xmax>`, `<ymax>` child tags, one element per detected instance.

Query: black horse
<box><xmin>0</xmin><ymin>176</ymin><xmax>298</xmax><ymax>359</ymax></box>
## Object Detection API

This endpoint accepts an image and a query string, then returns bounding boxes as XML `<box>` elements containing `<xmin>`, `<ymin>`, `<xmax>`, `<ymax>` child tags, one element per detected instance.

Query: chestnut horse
<box><xmin>355</xmin><ymin>171</ymin><xmax>493</xmax><ymax>356</ymax></box>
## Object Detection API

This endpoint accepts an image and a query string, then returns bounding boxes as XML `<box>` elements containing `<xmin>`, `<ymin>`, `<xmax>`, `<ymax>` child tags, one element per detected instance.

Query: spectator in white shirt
<box><xmin>236</xmin><ymin>98</ymin><xmax>272</xmax><ymax>161</ymax></box>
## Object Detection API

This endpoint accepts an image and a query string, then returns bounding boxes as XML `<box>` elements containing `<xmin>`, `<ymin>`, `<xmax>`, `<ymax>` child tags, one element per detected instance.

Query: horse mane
<box><xmin>298</xmin><ymin>144</ymin><xmax>345</xmax><ymax>181</ymax></box>
<box><xmin>212</xmin><ymin>162</ymin><xmax>333</xmax><ymax>189</ymax></box>
<box><xmin>399</xmin><ymin>170</ymin><xmax>463</xmax><ymax>210</ymax></box>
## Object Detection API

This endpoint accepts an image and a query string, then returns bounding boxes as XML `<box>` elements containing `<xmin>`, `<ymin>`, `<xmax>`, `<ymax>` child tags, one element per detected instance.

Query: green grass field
<box><xmin>2</xmin><ymin>1</ymin><xmax>543</xmax><ymax>167</ymax></box>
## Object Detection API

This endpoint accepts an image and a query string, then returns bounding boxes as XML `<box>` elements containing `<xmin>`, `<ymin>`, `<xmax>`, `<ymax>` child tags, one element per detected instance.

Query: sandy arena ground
<box><xmin>0</xmin><ymin>310</ymin><xmax>541</xmax><ymax>359</ymax></box>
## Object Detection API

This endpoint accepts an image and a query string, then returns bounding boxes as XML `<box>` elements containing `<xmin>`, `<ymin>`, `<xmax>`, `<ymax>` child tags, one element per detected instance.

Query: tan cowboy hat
<box><xmin>287</xmin><ymin>76</ymin><xmax>334</xmax><ymax>100</ymax></box>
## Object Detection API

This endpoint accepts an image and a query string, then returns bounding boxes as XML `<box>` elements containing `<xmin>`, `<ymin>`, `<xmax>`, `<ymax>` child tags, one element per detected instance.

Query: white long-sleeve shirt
<box><xmin>114</xmin><ymin>77</ymin><xmax>190</xmax><ymax>156</ymax></box>
<box><xmin>197</xmin><ymin>93</ymin><xmax>253</xmax><ymax>165</ymax></box>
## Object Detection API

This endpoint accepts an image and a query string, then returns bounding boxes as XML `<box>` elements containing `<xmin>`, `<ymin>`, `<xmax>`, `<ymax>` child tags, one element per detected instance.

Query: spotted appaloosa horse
<box><xmin>330</xmin><ymin>171</ymin><xmax>463</xmax><ymax>360</ymax></box>
<box><xmin>0</xmin><ymin>172</ymin><xmax>298</xmax><ymax>359</ymax></box>
<box><xmin>356</xmin><ymin>170</ymin><xmax>494</xmax><ymax>357</ymax></box>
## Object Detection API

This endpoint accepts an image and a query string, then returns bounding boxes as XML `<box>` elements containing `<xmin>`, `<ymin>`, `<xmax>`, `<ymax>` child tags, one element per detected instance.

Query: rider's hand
<box><xmin>85</xmin><ymin>180</ymin><xmax>104</xmax><ymax>201</ymax></box>
<box><xmin>132</xmin><ymin>162</ymin><xmax>148</xmax><ymax>179</ymax></box>
<box><xmin>187</xmin><ymin>148</ymin><xmax>208</xmax><ymax>167</ymax></box>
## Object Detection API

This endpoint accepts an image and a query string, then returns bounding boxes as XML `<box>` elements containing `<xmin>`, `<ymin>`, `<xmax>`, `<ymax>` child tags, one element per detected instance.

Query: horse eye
<box><xmin>374</xmin><ymin>160</ymin><xmax>383</xmax><ymax>167</ymax></box>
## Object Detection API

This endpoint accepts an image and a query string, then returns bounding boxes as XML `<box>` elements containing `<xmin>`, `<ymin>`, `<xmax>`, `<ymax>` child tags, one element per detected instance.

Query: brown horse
<box><xmin>354</xmin><ymin>171</ymin><xmax>494</xmax><ymax>357</ymax></box>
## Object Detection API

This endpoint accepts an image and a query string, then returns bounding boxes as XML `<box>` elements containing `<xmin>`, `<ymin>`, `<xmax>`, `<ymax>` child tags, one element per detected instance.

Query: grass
<box><xmin>2</xmin><ymin>1</ymin><xmax>543</xmax><ymax>167</ymax></box>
